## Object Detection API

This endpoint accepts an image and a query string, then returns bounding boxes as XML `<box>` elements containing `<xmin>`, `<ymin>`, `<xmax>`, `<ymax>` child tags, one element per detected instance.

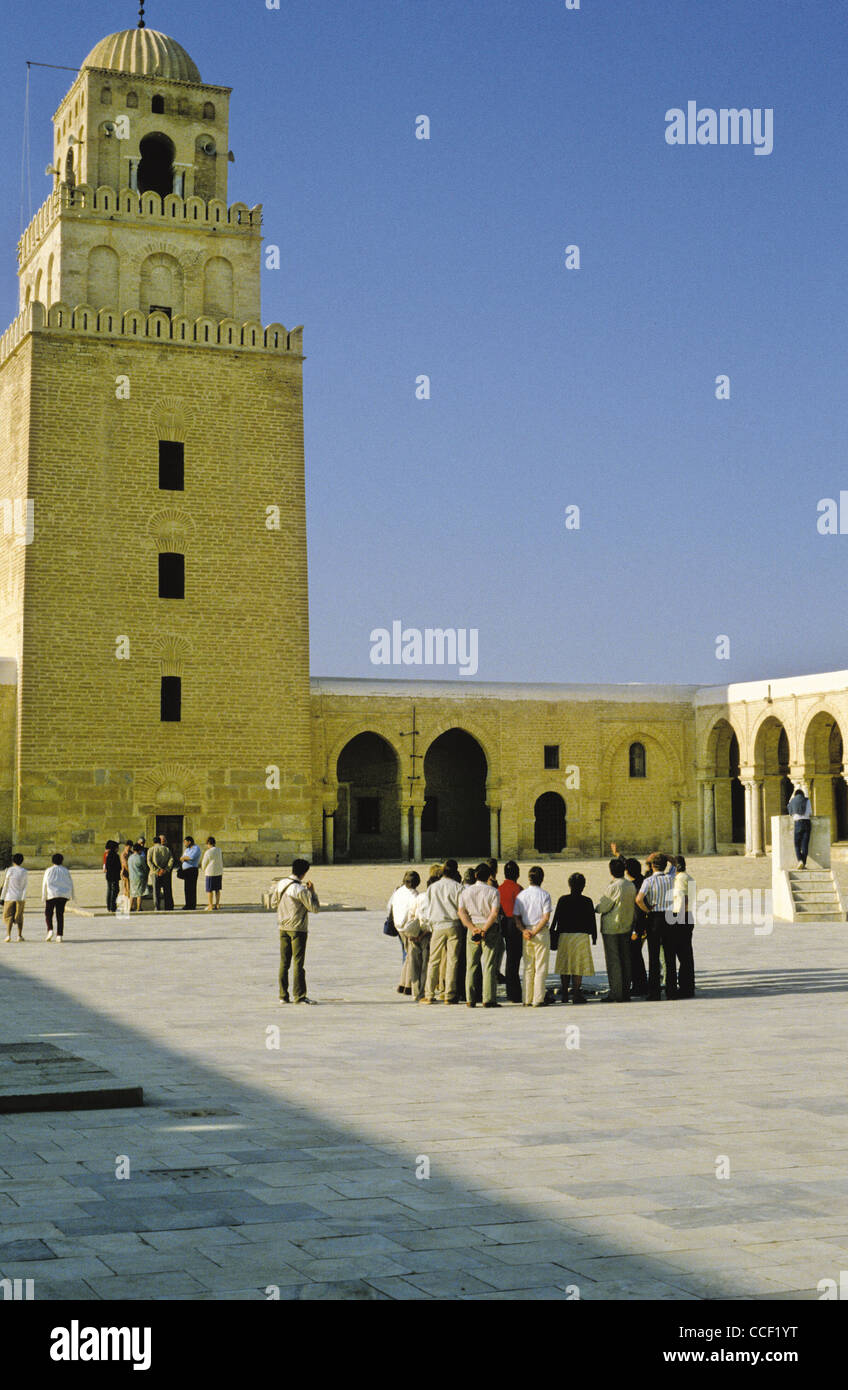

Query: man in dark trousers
<box><xmin>148</xmin><ymin>835</ymin><xmax>174</xmax><ymax>911</ymax></box>
<box><xmin>498</xmin><ymin>860</ymin><xmax>524</xmax><ymax>1003</ymax></box>
<box><xmin>272</xmin><ymin>858</ymin><xmax>320</xmax><ymax>1004</ymax></box>
<box><xmin>179</xmin><ymin>835</ymin><xmax>201</xmax><ymax>909</ymax></box>
<box><xmin>635</xmin><ymin>853</ymin><xmax>677</xmax><ymax>1000</ymax></box>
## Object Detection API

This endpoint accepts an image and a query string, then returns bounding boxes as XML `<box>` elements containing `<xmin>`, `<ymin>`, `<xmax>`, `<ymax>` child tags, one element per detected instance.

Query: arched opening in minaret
<box><xmin>138</xmin><ymin>132</ymin><xmax>176</xmax><ymax>199</ymax></box>
<box><xmin>64</xmin><ymin>149</ymin><xmax>75</xmax><ymax>186</ymax></box>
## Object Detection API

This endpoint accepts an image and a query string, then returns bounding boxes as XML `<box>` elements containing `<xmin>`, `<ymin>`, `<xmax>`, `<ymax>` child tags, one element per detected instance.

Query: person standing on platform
<box><xmin>272</xmin><ymin>858</ymin><xmax>320</xmax><ymax>1004</ymax></box>
<box><xmin>458</xmin><ymin>862</ymin><xmax>502</xmax><ymax>1008</ymax></box>
<box><xmin>179</xmin><ymin>835</ymin><xmax>201</xmax><ymax>910</ymax></box>
<box><xmin>787</xmin><ymin>784</ymin><xmax>813</xmax><ymax>869</ymax></box>
<box><xmin>514</xmin><ymin>866</ymin><xmax>553</xmax><ymax>1007</ymax></box>
<box><xmin>148</xmin><ymin>835</ymin><xmax>174</xmax><ymax>912</ymax></box>
<box><xmin>42</xmin><ymin>853</ymin><xmax>74</xmax><ymax>941</ymax></box>
<box><xmin>2</xmin><ymin>853</ymin><xmax>28</xmax><ymax>941</ymax></box>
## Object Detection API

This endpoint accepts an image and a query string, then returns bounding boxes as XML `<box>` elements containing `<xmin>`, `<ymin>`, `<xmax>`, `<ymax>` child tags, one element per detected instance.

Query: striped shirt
<box><xmin>640</xmin><ymin>870</ymin><xmax>676</xmax><ymax>914</ymax></box>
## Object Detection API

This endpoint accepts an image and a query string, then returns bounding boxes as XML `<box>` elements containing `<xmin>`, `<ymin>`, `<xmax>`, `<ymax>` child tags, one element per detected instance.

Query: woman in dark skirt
<box><xmin>551</xmin><ymin>872</ymin><xmax>597</xmax><ymax>1003</ymax></box>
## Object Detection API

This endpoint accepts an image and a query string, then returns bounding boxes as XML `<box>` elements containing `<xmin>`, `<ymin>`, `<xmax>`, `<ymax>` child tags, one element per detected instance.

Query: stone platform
<box><xmin>0</xmin><ymin>1043</ymin><xmax>143</xmax><ymax>1115</ymax></box>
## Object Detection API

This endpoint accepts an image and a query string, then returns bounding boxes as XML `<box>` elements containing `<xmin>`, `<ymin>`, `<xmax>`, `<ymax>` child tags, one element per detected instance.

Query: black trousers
<box><xmin>45</xmin><ymin>897</ymin><xmax>67</xmax><ymax>936</ymax></box>
<box><xmin>106</xmin><ymin>880</ymin><xmax>120</xmax><ymax>912</ymax></box>
<box><xmin>154</xmin><ymin>872</ymin><xmax>174</xmax><ymax>910</ymax></box>
<box><xmin>182</xmin><ymin>868</ymin><xmax>199</xmax><ymax>909</ymax></box>
<box><xmin>794</xmin><ymin>819</ymin><xmax>811</xmax><ymax>865</ymax></box>
<box><xmin>664</xmin><ymin>920</ymin><xmax>695</xmax><ymax>998</ymax></box>
<box><xmin>646</xmin><ymin>912</ymin><xmax>672</xmax><ymax>999</ymax></box>
<box><xmin>503</xmin><ymin>917</ymin><xmax>523</xmax><ymax>1002</ymax></box>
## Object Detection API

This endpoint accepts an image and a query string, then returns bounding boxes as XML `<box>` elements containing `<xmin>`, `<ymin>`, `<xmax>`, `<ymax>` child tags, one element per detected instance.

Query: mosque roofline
<box><xmin>310</xmin><ymin>669</ymin><xmax>848</xmax><ymax>705</ymax></box>
<box><xmin>694</xmin><ymin>669</ymin><xmax>848</xmax><ymax>706</ymax></box>
<box><xmin>70</xmin><ymin>66</ymin><xmax>231</xmax><ymax>93</ymax></box>
<box><xmin>310</xmin><ymin>677</ymin><xmax>700</xmax><ymax>702</ymax></box>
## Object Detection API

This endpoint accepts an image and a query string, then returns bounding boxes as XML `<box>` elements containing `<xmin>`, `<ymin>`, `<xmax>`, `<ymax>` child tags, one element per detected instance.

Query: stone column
<box><xmin>412</xmin><ymin>806</ymin><xmax>423</xmax><ymax>862</ymax></box>
<box><xmin>703</xmin><ymin>781</ymin><xmax>717</xmax><ymax>855</ymax></box>
<box><xmin>671</xmin><ymin>802</ymin><xmax>681</xmax><ymax>856</ymax></box>
<box><xmin>489</xmin><ymin>806</ymin><xmax>501</xmax><ymax>860</ymax></box>
<box><xmin>400</xmin><ymin>806</ymin><xmax>410</xmax><ymax>861</ymax></box>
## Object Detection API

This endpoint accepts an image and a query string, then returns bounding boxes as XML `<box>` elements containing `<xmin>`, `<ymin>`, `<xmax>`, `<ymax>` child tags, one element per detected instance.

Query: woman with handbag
<box><xmin>386</xmin><ymin>870</ymin><xmax>422</xmax><ymax>994</ymax></box>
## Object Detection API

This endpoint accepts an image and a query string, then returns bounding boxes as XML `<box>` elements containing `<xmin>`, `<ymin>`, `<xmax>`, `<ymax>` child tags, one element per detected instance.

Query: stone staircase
<box><xmin>787</xmin><ymin>868</ymin><xmax>845</xmax><ymax>922</ymax></box>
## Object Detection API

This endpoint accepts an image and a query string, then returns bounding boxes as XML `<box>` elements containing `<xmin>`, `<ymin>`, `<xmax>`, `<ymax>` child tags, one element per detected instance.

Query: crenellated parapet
<box><xmin>18</xmin><ymin>185</ymin><xmax>262</xmax><ymax>267</ymax></box>
<box><xmin>0</xmin><ymin>300</ymin><xmax>302</xmax><ymax>368</ymax></box>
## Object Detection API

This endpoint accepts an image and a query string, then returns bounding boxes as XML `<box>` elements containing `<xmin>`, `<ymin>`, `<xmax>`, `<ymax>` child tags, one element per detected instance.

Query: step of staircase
<box><xmin>787</xmin><ymin>865</ymin><xmax>845</xmax><ymax>922</ymax></box>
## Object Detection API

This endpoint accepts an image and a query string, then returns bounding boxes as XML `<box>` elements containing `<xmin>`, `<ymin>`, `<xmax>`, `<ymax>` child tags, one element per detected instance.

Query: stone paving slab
<box><xmin>0</xmin><ymin>859</ymin><xmax>847</xmax><ymax>1301</ymax></box>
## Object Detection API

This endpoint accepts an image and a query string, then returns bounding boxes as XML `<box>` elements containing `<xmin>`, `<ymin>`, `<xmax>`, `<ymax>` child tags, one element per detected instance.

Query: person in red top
<box><xmin>499</xmin><ymin>860</ymin><xmax>524</xmax><ymax>1003</ymax></box>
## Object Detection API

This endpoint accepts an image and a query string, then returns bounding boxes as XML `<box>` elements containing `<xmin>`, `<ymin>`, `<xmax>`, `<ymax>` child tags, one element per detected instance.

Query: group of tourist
<box><xmin>385</xmin><ymin>848</ymin><xmax>696</xmax><ymax>1007</ymax></box>
<box><xmin>103</xmin><ymin>835</ymin><xmax>224</xmax><ymax>914</ymax></box>
<box><xmin>0</xmin><ymin>836</ymin><xmax>227</xmax><ymax>941</ymax></box>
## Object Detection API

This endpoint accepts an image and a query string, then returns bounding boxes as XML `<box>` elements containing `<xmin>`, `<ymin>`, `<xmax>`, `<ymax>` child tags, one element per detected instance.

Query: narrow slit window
<box><xmin>158</xmin><ymin>553</ymin><xmax>185</xmax><ymax>599</ymax></box>
<box><xmin>161</xmin><ymin>676</ymin><xmax>181</xmax><ymax>722</ymax></box>
<box><xmin>159</xmin><ymin>440</ymin><xmax>184</xmax><ymax>490</ymax></box>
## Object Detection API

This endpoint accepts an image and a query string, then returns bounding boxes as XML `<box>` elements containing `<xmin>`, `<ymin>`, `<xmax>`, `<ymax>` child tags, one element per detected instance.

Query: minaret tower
<box><xmin>0</xmin><ymin>16</ymin><xmax>313</xmax><ymax>864</ymax></box>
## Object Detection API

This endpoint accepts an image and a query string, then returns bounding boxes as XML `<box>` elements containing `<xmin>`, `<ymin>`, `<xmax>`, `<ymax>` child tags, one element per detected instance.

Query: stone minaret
<box><xmin>0</xmin><ymin>26</ymin><xmax>313</xmax><ymax>865</ymax></box>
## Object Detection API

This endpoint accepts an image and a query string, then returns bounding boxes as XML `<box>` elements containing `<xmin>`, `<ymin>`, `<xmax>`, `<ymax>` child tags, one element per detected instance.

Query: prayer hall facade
<box><xmin>1</xmin><ymin>27</ymin><xmax>847</xmax><ymax>868</ymax></box>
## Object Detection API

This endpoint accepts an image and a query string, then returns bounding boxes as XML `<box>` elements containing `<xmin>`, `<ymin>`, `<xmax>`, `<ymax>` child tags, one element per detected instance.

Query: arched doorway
<box><xmin>804</xmin><ymin>712</ymin><xmax>848</xmax><ymax>842</ymax></box>
<box><xmin>754</xmin><ymin>716</ymin><xmax>791</xmax><ymax>844</ymax></box>
<box><xmin>336</xmin><ymin>732</ymin><xmax>401</xmax><ymax>860</ymax></box>
<box><xmin>534</xmin><ymin>793</ymin><xmax>566</xmax><ymax>853</ymax></box>
<box><xmin>422</xmin><ymin>729</ymin><xmax>489</xmax><ymax>859</ymax></box>
<box><xmin>729</xmin><ymin>734</ymin><xmax>746</xmax><ymax>844</ymax></box>
<box><xmin>706</xmin><ymin>719</ymin><xmax>745</xmax><ymax>847</ymax></box>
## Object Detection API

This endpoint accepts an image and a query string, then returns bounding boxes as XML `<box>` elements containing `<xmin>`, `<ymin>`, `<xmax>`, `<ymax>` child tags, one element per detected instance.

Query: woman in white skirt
<box><xmin>550</xmin><ymin>872</ymin><xmax>597</xmax><ymax>1004</ymax></box>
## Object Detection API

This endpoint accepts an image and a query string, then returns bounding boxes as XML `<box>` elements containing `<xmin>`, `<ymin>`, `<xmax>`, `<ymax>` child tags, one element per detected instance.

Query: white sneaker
<box><xmin>57</xmin><ymin>937</ymin><xmax>64</xmax><ymax>944</ymax></box>
<box><xmin>45</xmin><ymin>931</ymin><xmax>53</xmax><ymax>941</ymax></box>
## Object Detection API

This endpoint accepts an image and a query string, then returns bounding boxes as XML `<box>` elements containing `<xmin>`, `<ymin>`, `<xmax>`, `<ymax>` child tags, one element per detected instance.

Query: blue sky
<box><xmin>3</xmin><ymin>1</ymin><xmax>847</xmax><ymax>685</ymax></box>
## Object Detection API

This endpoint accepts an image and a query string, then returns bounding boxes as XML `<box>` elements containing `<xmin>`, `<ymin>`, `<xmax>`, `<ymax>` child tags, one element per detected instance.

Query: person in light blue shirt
<box><xmin>179</xmin><ymin>835</ymin><xmax>202</xmax><ymax>910</ymax></box>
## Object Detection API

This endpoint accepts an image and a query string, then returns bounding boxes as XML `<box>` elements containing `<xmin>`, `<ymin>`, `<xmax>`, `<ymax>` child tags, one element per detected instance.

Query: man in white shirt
<box><xmin>514</xmin><ymin>866</ymin><xmax>553</xmax><ymax>1006</ymax></box>
<box><xmin>42</xmin><ymin>853</ymin><xmax>74</xmax><ymax>941</ymax></box>
<box><xmin>2</xmin><ymin>854</ymin><xmax>28</xmax><ymax>941</ymax></box>
<box><xmin>422</xmin><ymin>865</ymin><xmax>462</xmax><ymax>1004</ymax></box>
<box><xmin>387</xmin><ymin>870</ymin><xmax>423</xmax><ymax>996</ymax></box>
<box><xmin>458</xmin><ymin>863</ymin><xmax>502</xmax><ymax>1008</ymax></box>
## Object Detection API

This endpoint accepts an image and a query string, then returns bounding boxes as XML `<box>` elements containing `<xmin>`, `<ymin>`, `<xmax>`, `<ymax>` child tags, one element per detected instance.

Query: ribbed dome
<box><xmin>82</xmin><ymin>29</ymin><xmax>201</xmax><ymax>84</ymax></box>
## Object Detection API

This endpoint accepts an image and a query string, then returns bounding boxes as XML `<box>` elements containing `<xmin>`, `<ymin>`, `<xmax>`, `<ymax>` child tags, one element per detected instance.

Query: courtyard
<box><xmin>0</xmin><ymin>857</ymin><xmax>845</xmax><ymax>1301</ymax></box>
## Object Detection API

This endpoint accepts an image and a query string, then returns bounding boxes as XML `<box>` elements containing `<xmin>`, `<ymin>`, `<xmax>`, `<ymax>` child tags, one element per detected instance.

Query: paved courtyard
<box><xmin>0</xmin><ymin>857</ymin><xmax>846</xmax><ymax>1301</ymax></box>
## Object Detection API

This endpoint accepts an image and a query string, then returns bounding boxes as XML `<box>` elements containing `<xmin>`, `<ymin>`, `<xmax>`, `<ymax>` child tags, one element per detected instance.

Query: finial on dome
<box><xmin>138</xmin><ymin>1</ymin><xmax>146</xmax><ymax>29</ymax></box>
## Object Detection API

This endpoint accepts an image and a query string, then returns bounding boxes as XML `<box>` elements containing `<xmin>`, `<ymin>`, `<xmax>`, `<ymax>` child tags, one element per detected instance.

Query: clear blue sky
<box><xmin>3</xmin><ymin>1</ymin><xmax>847</xmax><ymax>685</ymax></box>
